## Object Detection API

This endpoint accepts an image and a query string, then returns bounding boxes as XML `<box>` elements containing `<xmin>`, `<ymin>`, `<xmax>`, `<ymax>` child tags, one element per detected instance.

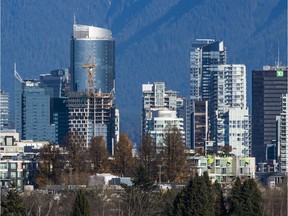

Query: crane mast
<box><xmin>82</xmin><ymin>55</ymin><xmax>96</xmax><ymax>93</ymax></box>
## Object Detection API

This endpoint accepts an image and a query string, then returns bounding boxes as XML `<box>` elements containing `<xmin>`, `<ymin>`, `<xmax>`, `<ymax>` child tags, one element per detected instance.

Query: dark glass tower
<box><xmin>252</xmin><ymin>66</ymin><xmax>288</xmax><ymax>163</ymax></box>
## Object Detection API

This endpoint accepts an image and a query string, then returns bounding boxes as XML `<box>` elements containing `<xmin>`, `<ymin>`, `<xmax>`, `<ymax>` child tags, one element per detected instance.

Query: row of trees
<box><xmin>2</xmin><ymin>173</ymin><xmax>282</xmax><ymax>216</ymax></box>
<box><xmin>36</xmin><ymin>126</ymin><xmax>189</xmax><ymax>188</ymax></box>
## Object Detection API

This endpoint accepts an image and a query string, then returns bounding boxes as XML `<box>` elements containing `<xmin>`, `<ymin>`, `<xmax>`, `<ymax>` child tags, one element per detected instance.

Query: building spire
<box><xmin>74</xmin><ymin>14</ymin><xmax>76</xmax><ymax>25</ymax></box>
<box><xmin>277</xmin><ymin>42</ymin><xmax>280</xmax><ymax>68</ymax></box>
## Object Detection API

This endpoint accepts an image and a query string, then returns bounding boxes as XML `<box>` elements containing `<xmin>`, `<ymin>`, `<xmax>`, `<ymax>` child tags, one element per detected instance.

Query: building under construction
<box><xmin>67</xmin><ymin>91</ymin><xmax>116</xmax><ymax>154</ymax></box>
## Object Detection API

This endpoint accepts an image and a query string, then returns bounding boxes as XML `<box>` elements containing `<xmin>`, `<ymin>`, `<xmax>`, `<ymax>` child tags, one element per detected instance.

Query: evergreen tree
<box><xmin>171</xmin><ymin>174</ymin><xmax>214</xmax><ymax>216</ymax></box>
<box><xmin>227</xmin><ymin>177</ymin><xmax>244</xmax><ymax>216</ymax></box>
<box><xmin>227</xmin><ymin>178</ymin><xmax>263</xmax><ymax>216</ymax></box>
<box><xmin>213</xmin><ymin>181</ymin><xmax>227</xmax><ymax>216</ymax></box>
<box><xmin>241</xmin><ymin>179</ymin><xmax>262</xmax><ymax>216</ymax></box>
<box><xmin>132</xmin><ymin>163</ymin><xmax>155</xmax><ymax>190</ymax></box>
<box><xmin>71</xmin><ymin>189</ymin><xmax>90</xmax><ymax>216</ymax></box>
<box><xmin>1</xmin><ymin>183</ymin><xmax>26</xmax><ymax>216</ymax></box>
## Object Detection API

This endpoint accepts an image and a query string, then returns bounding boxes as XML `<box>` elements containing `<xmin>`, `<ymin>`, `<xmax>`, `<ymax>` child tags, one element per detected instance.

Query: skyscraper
<box><xmin>252</xmin><ymin>66</ymin><xmax>288</xmax><ymax>163</ymax></box>
<box><xmin>211</xmin><ymin>64</ymin><xmax>248</xmax><ymax>147</ymax></box>
<box><xmin>68</xmin><ymin>23</ymin><xmax>117</xmax><ymax>152</ymax></box>
<box><xmin>280</xmin><ymin>93</ymin><xmax>288</xmax><ymax>172</ymax></box>
<box><xmin>67</xmin><ymin>92</ymin><xmax>116</xmax><ymax>154</ymax></box>
<box><xmin>0</xmin><ymin>91</ymin><xmax>9</xmax><ymax>130</ymax></box>
<box><xmin>190</xmin><ymin>39</ymin><xmax>226</xmax><ymax>148</ymax></box>
<box><xmin>14</xmin><ymin>72</ymin><xmax>55</xmax><ymax>142</ymax></box>
<box><xmin>70</xmin><ymin>24</ymin><xmax>115</xmax><ymax>94</ymax></box>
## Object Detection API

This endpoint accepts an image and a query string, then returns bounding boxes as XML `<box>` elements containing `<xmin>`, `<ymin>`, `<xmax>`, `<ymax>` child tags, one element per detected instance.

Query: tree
<box><xmin>262</xmin><ymin>183</ymin><xmax>287</xmax><ymax>216</ymax></box>
<box><xmin>213</xmin><ymin>181</ymin><xmax>227</xmax><ymax>216</ymax></box>
<box><xmin>160</xmin><ymin>126</ymin><xmax>187</xmax><ymax>182</ymax></box>
<box><xmin>227</xmin><ymin>177</ymin><xmax>243</xmax><ymax>216</ymax></box>
<box><xmin>112</xmin><ymin>133</ymin><xmax>134</xmax><ymax>177</ymax></box>
<box><xmin>133</xmin><ymin>134</ymin><xmax>157</xmax><ymax>188</ymax></box>
<box><xmin>120</xmin><ymin>186</ymin><xmax>162</xmax><ymax>216</ymax></box>
<box><xmin>227</xmin><ymin>178</ymin><xmax>262</xmax><ymax>216</ymax></box>
<box><xmin>35</xmin><ymin>142</ymin><xmax>64</xmax><ymax>187</ymax></box>
<box><xmin>240</xmin><ymin>179</ymin><xmax>262</xmax><ymax>216</ymax></box>
<box><xmin>71</xmin><ymin>189</ymin><xmax>90</xmax><ymax>216</ymax></box>
<box><xmin>89</xmin><ymin>136</ymin><xmax>110</xmax><ymax>173</ymax></box>
<box><xmin>171</xmin><ymin>173</ymin><xmax>214</xmax><ymax>216</ymax></box>
<box><xmin>1</xmin><ymin>183</ymin><xmax>26</xmax><ymax>216</ymax></box>
<box><xmin>132</xmin><ymin>163</ymin><xmax>155</xmax><ymax>190</ymax></box>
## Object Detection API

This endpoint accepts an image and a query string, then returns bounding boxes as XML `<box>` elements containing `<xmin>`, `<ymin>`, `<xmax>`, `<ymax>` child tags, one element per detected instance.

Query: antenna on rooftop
<box><xmin>74</xmin><ymin>14</ymin><xmax>77</xmax><ymax>25</ymax></box>
<box><xmin>277</xmin><ymin>42</ymin><xmax>280</xmax><ymax>68</ymax></box>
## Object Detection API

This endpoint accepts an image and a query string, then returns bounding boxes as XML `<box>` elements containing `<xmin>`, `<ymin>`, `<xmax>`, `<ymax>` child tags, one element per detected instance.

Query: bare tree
<box><xmin>35</xmin><ymin>142</ymin><xmax>64</xmax><ymax>188</ymax></box>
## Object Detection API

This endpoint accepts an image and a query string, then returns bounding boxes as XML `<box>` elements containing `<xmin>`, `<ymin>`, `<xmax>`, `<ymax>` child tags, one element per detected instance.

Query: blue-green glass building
<box><xmin>70</xmin><ymin>24</ymin><xmax>115</xmax><ymax>94</ymax></box>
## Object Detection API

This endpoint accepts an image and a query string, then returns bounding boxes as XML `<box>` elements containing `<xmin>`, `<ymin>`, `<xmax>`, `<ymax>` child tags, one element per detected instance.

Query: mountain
<box><xmin>1</xmin><ymin>0</ymin><xmax>286</xmax><ymax>144</ymax></box>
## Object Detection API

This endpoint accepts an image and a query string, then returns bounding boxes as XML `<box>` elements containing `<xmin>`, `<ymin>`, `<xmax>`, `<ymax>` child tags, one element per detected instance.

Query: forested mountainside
<box><xmin>2</xmin><ymin>0</ymin><xmax>286</xmax><ymax>143</ymax></box>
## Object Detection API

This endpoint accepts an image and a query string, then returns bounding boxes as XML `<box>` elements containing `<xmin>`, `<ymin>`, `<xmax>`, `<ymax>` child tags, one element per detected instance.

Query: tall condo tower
<box><xmin>189</xmin><ymin>39</ymin><xmax>226</xmax><ymax>149</ymax></box>
<box><xmin>70</xmin><ymin>24</ymin><xmax>115</xmax><ymax>94</ymax></box>
<box><xmin>0</xmin><ymin>91</ymin><xmax>9</xmax><ymax>130</ymax></box>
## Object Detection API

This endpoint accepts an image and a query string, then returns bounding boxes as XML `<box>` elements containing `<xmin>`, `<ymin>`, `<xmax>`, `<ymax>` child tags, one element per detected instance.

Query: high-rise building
<box><xmin>40</xmin><ymin>69</ymin><xmax>69</xmax><ymax>98</ymax></box>
<box><xmin>0</xmin><ymin>91</ymin><xmax>9</xmax><ymax>130</ymax></box>
<box><xmin>67</xmin><ymin>92</ymin><xmax>116</xmax><ymax>154</ymax></box>
<box><xmin>69</xmin><ymin>23</ymin><xmax>118</xmax><ymax>152</ymax></box>
<box><xmin>70</xmin><ymin>24</ymin><xmax>115</xmax><ymax>94</ymax></box>
<box><xmin>280</xmin><ymin>94</ymin><xmax>288</xmax><ymax>172</ymax></box>
<box><xmin>141</xmin><ymin>82</ymin><xmax>186</xmax><ymax>148</ymax></box>
<box><xmin>252</xmin><ymin>66</ymin><xmax>288</xmax><ymax>163</ymax></box>
<box><xmin>193</xmin><ymin>100</ymin><xmax>208</xmax><ymax>153</ymax></box>
<box><xmin>190</xmin><ymin>39</ymin><xmax>226</xmax><ymax>148</ymax></box>
<box><xmin>40</xmin><ymin>69</ymin><xmax>69</xmax><ymax>145</ymax></box>
<box><xmin>211</xmin><ymin>64</ymin><xmax>248</xmax><ymax>148</ymax></box>
<box><xmin>14</xmin><ymin>72</ymin><xmax>55</xmax><ymax>142</ymax></box>
<box><xmin>223</xmin><ymin>108</ymin><xmax>250</xmax><ymax>156</ymax></box>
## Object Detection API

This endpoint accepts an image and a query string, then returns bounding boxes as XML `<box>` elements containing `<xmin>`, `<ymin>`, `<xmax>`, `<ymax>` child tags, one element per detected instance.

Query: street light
<box><xmin>158</xmin><ymin>164</ymin><xmax>165</xmax><ymax>185</ymax></box>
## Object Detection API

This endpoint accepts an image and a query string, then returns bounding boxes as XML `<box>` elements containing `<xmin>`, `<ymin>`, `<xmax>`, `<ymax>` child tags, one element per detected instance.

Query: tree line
<box><xmin>2</xmin><ymin>172</ymin><xmax>286</xmax><ymax>215</ymax></box>
<box><xmin>35</xmin><ymin>126</ymin><xmax>190</xmax><ymax>188</ymax></box>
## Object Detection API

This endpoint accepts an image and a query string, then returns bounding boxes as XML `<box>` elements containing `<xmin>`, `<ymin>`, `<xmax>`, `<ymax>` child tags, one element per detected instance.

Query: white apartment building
<box><xmin>280</xmin><ymin>94</ymin><xmax>288</xmax><ymax>172</ymax></box>
<box><xmin>148</xmin><ymin>110</ymin><xmax>185</xmax><ymax>148</ymax></box>
<box><xmin>188</xmin><ymin>154</ymin><xmax>255</xmax><ymax>184</ymax></box>
<box><xmin>212</xmin><ymin>64</ymin><xmax>250</xmax><ymax>156</ymax></box>
<box><xmin>142</xmin><ymin>82</ymin><xmax>187</xmax><ymax>147</ymax></box>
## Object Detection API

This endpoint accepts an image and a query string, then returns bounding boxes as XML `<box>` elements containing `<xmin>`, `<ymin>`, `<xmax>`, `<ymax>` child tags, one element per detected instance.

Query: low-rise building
<box><xmin>188</xmin><ymin>154</ymin><xmax>255</xmax><ymax>184</ymax></box>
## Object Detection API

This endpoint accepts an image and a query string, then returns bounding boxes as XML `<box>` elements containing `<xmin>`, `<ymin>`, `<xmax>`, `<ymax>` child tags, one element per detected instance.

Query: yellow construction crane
<box><xmin>82</xmin><ymin>55</ymin><xmax>96</xmax><ymax>93</ymax></box>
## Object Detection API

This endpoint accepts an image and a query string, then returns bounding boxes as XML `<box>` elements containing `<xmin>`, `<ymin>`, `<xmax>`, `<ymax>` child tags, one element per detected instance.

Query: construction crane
<box><xmin>82</xmin><ymin>55</ymin><xmax>97</xmax><ymax>93</ymax></box>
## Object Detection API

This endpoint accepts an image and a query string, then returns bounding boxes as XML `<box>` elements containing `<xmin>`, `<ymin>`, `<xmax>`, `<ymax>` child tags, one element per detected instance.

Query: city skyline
<box><xmin>1</xmin><ymin>0</ymin><xmax>286</xmax><ymax>145</ymax></box>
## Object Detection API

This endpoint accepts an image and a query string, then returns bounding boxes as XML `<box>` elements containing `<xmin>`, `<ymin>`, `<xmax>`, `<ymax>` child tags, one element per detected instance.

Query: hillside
<box><xmin>1</xmin><ymin>0</ymin><xmax>286</xmax><ymax>143</ymax></box>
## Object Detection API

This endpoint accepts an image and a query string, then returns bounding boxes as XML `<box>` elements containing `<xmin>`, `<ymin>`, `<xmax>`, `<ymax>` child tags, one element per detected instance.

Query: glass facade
<box><xmin>14</xmin><ymin>73</ymin><xmax>55</xmax><ymax>142</ymax></box>
<box><xmin>70</xmin><ymin>25</ymin><xmax>115</xmax><ymax>94</ymax></box>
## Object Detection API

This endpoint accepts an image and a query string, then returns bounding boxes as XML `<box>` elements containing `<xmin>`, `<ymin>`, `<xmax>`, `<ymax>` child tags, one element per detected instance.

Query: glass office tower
<box><xmin>14</xmin><ymin>71</ymin><xmax>55</xmax><ymax>142</ymax></box>
<box><xmin>70</xmin><ymin>24</ymin><xmax>115</xmax><ymax>94</ymax></box>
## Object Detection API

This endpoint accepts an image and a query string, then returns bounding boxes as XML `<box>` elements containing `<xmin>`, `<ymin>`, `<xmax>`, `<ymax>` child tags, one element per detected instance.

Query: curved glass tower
<box><xmin>70</xmin><ymin>24</ymin><xmax>115</xmax><ymax>94</ymax></box>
